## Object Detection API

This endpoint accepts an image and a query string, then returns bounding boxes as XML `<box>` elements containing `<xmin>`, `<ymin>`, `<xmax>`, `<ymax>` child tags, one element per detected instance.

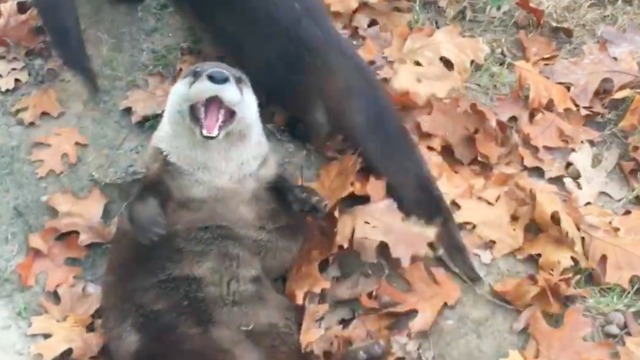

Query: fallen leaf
<box><xmin>618</xmin><ymin>336</ymin><xmax>640</xmax><ymax>360</ymax></box>
<box><xmin>514</xmin><ymin>61</ymin><xmax>575</xmax><ymax>111</ymax></box>
<box><xmin>518</xmin><ymin>111</ymin><xmax>599</xmax><ymax>150</ymax></box>
<box><xmin>515</xmin><ymin>0</ymin><xmax>545</xmax><ymax>27</ymax></box>
<box><xmin>455</xmin><ymin>196</ymin><xmax>526</xmax><ymax>257</ymax></box>
<box><xmin>0</xmin><ymin>66</ymin><xmax>28</xmax><ymax>91</ymax></box>
<box><xmin>501</xmin><ymin>350</ymin><xmax>525</xmax><ymax>360</ymax></box>
<box><xmin>526</xmin><ymin>305</ymin><xmax>616</xmax><ymax>360</ymax></box>
<box><xmin>336</xmin><ymin>199</ymin><xmax>438</xmax><ymax>266</ymax></box>
<box><xmin>44</xmin><ymin>187</ymin><xmax>115</xmax><ymax>245</ymax></box>
<box><xmin>582</xmin><ymin>206</ymin><xmax>640</xmax><ymax>288</ymax></box>
<box><xmin>15</xmin><ymin>230</ymin><xmax>86</xmax><ymax>292</ymax></box>
<box><xmin>415</xmin><ymin>98</ymin><xmax>484</xmax><ymax>164</ymax></box>
<box><xmin>541</xmin><ymin>44</ymin><xmax>639</xmax><ymax>109</ymax></box>
<box><xmin>618</xmin><ymin>95</ymin><xmax>640</xmax><ymax>132</ymax></box>
<box><xmin>563</xmin><ymin>143</ymin><xmax>628</xmax><ymax>205</ymax></box>
<box><xmin>517</xmin><ymin>31</ymin><xmax>558</xmax><ymax>66</ymax></box>
<box><xmin>0</xmin><ymin>0</ymin><xmax>43</xmax><ymax>48</ymax></box>
<box><xmin>493</xmin><ymin>270</ymin><xmax>587</xmax><ymax>314</ymax></box>
<box><xmin>325</xmin><ymin>0</ymin><xmax>360</xmax><ymax>14</ymax></box>
<box><xmin>0</xmin><ymin>56</ymin><xmax>24</xmax><ymax>76</ymax></box>
<box><xmin>120</xmin><ymin>73</ymin><xmax>172</xmax><ymax>124</ymax></box>
<box><xmin>309</xmin><ymin>154</ymin><xmax>361</xmax><ymax>210</ymax></box>
<box><xmin>40</xmin><ymin>281</ymin><xmax>102</xmax><ymax>321</ymax></box>
<box><xmin>374</xmin><ymin>265</ymin><xmax>461</xmax><ymax>333</ymax></box>
<box><xmin>12</xmin><ymin>87</ymin><xmax>64</xmax><ymax>125</ymax></box>
<box><xmin>28</xmin><ymin>314</ymin><xmax>103</xmax><ymax>360</ymax></box>
<box><xmin>28</xmin><ymin>127</ymin><xmax>88</xmax><ymax>177</ymax></box>
<box><xmin>389</xmin><ymin>25</ymin><xmax>488</xmax><ymax>104</ymax></box>
<box><xmin>599</xmin><ymin>25</ymin><xmax>640</xmax><ymax>60</ymax></box>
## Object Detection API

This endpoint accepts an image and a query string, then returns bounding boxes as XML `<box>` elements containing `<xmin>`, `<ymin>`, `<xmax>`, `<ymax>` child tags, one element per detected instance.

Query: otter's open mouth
<box><xmin>190</xmin><ymin>97</ymin><xmax>236</xmax><ymax>138</ymax></box>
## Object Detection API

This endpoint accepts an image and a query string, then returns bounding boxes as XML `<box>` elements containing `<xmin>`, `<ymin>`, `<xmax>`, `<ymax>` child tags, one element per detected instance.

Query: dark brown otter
<box><xmin>101</xmin><ymin>62</ymin><xmax>324</xmax><ymax>360</ymax></box>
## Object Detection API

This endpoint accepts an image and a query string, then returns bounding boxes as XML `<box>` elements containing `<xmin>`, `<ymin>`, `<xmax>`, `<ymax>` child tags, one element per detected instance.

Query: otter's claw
<box><xmin>287</xmin><ymin>185</ymin><xmax>328</xmax><ymax>216</ymax></box>
<box><xmin>126</xmin><ymin>196</ymin><xmax>168</xmax><ymax>244</ymax></box>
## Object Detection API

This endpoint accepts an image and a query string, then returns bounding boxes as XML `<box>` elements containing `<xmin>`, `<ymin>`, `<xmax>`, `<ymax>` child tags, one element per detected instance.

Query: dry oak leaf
<box><xmin>28</xmin><ymin>314</ymin><xmax>103</xmax><ymax>360</ymax></box>
<box><xmin>41</xmin><ymin>281</ymin><xmax>102</xmax><ymax>321</ymax></box>
<box><xmin>501</xmin><ymin>350</ymin><xmax>525</xmax><ymax>360</ymax></box>
<box><xmin>516</xmin><ymin>233</ymin><xmax>584</xmax><ymax>272</ymax></box>
<box><xmin>15</xmin><ymin>229</ymin><xmax>86</xmax><ymax>292</ymax></box>
<box><xmin>519</xmin><ymin>145</ymin><xmax>570</xmax><ymax>179</ymax></box>
<box><xmin>373</xmin><ymin>265</ymin><xmax>461</xmax><ymax>333</ymax></box>
<box><xmin>526</xmin><ymin>305</ymin><xmax>616</xmax><ymax>360</ymax></box>
<box><xmin>415</xmin><ymin>98</ymin><xmax>485</xmax><ymax>164</ymax></box>
<box><xmin>600</xmin><ymin>25</ymin><xmax>640</xmax><ymax>60</ymax></box>
<box><xmin>389</xmin><ymin>26</ymin><xmax>488</xmax><ymax>104</ymax></box>
<box><xmin>0</xmin><ymin>56</ymin><xmax>24</xmax><ymax>76</ymax></box>
<box><xmin>618</xmin><ymin>336</ymin><xmax>640</xmax><ymax>360</ymax></box>
<box><xmin>514</xmin><ymin>61</ymin><xmax>575</xmax><ymax>111</ymax></box>
<box><xmin>563</xmin><ymin>143</ymin><xmax>628</xmax><ymax>205</ymax></box>
<box><xmin>541</xmin><ymin>44</ymin><xmax>639</xmax><ymax>109</ymax></box>
<box><xmin>309</xmin><ymin>154</ymin><xmax>361</xmax><ymax>210</ymax></box>
<box><xmin>618</xmin><ymin>95</ymin><xmax>640</xmax><ymax>132</ymax></box>
<box><xmin>454</xmin><ymin>196</ymin><xmax>526</xmax><ymax>257</ymax></box>
<box><xmin>29</xmin><ymin>127</ymin><xmax>88</xmax><ymax>177</ymax></box>
<box><xmin>0</xmin><ymin>0</ymin><xmax>43</xmax><ymax>48</ymax></box>
<box><xmin>325</xmin><ymin>0</ymin><xmax>360</xmax><ymax>14</ymax></box>
<box><xmin>352</xmin><ymin>3</ymin><xmax>412</xmax><ymax>35</ymax></box>
<box><xmin>493</xmin><ymin>270</ymin><xmax>587</xmax><ymax>314</ymax></box>
<box><xmin>519</xmin><ymin>110</ymin><xmax>599</xmax><ymax>150</ymax></box>
<box><xmin>286</xmin><ymin>215</ymin><xmax>338</xmax><ymax>305</ymax></box>
<box><xmin>0</xmin><ymin>66</ymin><xmax>27</xmax><ymax>91</ymax></box>
<box><xmin>120</xmin><ymin>73</ymin><xmax>172</xmax><ymax>124</ymax></box>
<box><xmin>517</xmin><ymin>31</ymin><xmax>558</xmax><ymax>66</ymax></box>
<box><xmin>419</xmin><ymin>147</ymin><xmax>473</xmax><ymax>201</ymax></box>
<box><xmin>12</xmin><ymin>87</ymin><xmax>64</xmax><ymax>125</ymax></box>
<box><xmin>45</xmin><ymin>187</ymin><xmax>115</xmax><ymax>245</ymax></box>
<box><xmin>581</xmin><ymin>206</ymin><xmax>640</xmax><ymax>288</ymax></box>
<box><xmin>515</xmin><ymin>0</ymin><xmax>545</xmax><ymax>27</ymax></box>
<box><xmin>518</xmin><ymin>175</ymin><xmax>583</xmax><ymax>254</ymax></box>
<box><xmin>335</xmin><ymin>199</ymin><xmax>438</xmax><ymax>266</ymax></box>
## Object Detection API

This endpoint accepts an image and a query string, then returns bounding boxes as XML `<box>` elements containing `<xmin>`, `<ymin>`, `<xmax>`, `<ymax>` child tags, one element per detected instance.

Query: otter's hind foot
<box><xmin>286</xmin><ymin>185</ymin><xmax>327</xmax><ymax>216</ymax></box>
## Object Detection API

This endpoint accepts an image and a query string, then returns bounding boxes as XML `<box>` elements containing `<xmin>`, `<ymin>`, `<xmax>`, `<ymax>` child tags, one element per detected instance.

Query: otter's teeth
<box><xmin>199</xmin><ymin>103</ymin><xmax>205</xmax><ymax>120</ymax></box>
<box><xmin>218</xmin><ymin>108</ymin><xmax>226</xmax><ymax>124</ymax></box>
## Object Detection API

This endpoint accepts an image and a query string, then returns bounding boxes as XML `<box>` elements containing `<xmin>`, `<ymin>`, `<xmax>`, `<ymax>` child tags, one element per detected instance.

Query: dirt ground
<box><xmin>0</xmin><ymin>1</ymin><xmax>561</xmax><ymax>359</ymax></box>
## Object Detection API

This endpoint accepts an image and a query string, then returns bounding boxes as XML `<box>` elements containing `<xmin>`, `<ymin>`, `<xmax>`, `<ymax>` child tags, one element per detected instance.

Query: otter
<box><xmin>101</xmin><ymin>62</ymin><xmax>324</xmax><ymax>360</ymax></box>
<box><xmin>33</xmin><ymin>0</ymin><xmax>482</xmax><ymax>283</ymax></box>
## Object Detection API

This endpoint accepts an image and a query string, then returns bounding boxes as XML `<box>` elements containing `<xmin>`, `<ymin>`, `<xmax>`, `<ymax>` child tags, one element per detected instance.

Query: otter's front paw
<box><xmin>126</xmin><ymin>196</ymin><xmax>167</xmax><ymax>244</ymax></box>
<box><xmin>287</xmin><ymin>185</ymin><xmax>328</xmax><ymax>216</ymax></box>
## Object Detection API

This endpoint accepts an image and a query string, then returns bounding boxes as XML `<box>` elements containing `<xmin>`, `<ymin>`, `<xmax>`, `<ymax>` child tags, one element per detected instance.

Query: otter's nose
<box><xmin>206</xmin><ymin>69</ymin><xmax>230</xmax><ymax>85</ymax></box>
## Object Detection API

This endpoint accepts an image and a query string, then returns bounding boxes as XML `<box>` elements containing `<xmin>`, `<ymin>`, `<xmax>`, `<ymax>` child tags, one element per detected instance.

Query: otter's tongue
<box><xmin>202</xmin><ymin>97</ymin><xmax>224</xmax><ymax>137</ymax></box>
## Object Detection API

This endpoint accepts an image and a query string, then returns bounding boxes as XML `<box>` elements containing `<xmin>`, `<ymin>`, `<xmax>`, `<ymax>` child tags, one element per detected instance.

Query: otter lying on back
<box><xmin>101</xmin><ymin>62</ymin><xmax>323</xmax><ymax>360</ymax></box>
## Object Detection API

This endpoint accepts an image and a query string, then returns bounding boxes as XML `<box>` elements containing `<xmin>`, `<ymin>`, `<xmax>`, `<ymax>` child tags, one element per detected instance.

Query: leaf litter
<box><xmin>5</xmin><ymin>0</ymin><xmax>640</xmax><ymax>359</ymax></box>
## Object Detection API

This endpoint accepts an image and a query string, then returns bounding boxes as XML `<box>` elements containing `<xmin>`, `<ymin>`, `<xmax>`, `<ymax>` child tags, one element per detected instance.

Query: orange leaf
<box><xmin>120</xmin><ymin>73</ymin><xmax>172</xmax><ymax>124</ymax></box>
<box><xmin>518</xmin><ymin>110</ymin><xmax>599</xmax><ymax>150</ymax></box>
<box><xmin>515</xmin><ymin>0</ymin><xmax>545</xmax><ymax>27</ymax></box>
<box><xmin>40</xmin><ymin>281</ymin><xmax>102</xmax><ymax>321</ymax></box>
<box><xmin>374</xmin><ymin>265</ymin><xmax>461</xmax><ymax>333</ymax></box>
<box><xmin>335</xmin><ymin>199</ymin><xmax>438</xmax><ymax>266</ymax></box>
<box><xmin>526</xmin><ymin>306</ymin><xmax>615</xmax><ymax>360</ymax></box>
<box><xmin>618</xmin><ymin>336</ymin><xmax>640</xmax><ymax>360</ymax></box>
<box><xmin>0</xmin><ymin>65</ymin><xmax>27</xmax><ymax>91</ymax></box>
<box><xmin>517</xmin><ymin>31</ymin><xmax>558</xmax><ymax>66</ymax></box>
<box><xmin>15</xmin><ymin>230</ymin><xmax>86</xmax><ymax>292</ymax></box>
<box><xmin>27</xmin><ymin>314</ymin><xmax>103</xmax><ymax>360</ymax></box>
<box><xmin>12</xmin><ymin>87</ymin><xmax>64</xmax><ymax>125</ymax></box>
<box><xmin>28</xmin><ymin>127</ymin><xmax>88</xmax><ymax>177</ymax></box>
<box><xmin>0</xmin><ymin>0</ymin><xmax>43</xmax><ymax>48</ymax></box>
<box><xmin>309</xmin><ymin>154</ymin><xmax>361</xmax><ymax>210</ymax></box>
<box><xmin>44</xmin><ymin>187</ymin><xmax>115</xmax><ymax>245</ymax></box>
<box><xmin>493</xmin><ymin>271</ymin><xmax>587</xmax><ymax>314</ymax></box>
<box><xmin>514</xmin><ymin>61</ymin><xmax>575</xmax><ymax>111</ymax></box>
<box><xmin>618</xmin><ymin>95</ymin><xmax>640</xmax><ymax>132</ymax></box>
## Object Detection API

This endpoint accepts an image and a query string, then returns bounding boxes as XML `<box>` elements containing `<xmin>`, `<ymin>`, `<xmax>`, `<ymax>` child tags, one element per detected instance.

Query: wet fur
<box><xmin>101</xmin><ymin>63</ymin><xmax>320</xmax><ymax>360</ymax></box>
<box><xmin>34</xmin><ymin>0</ymin><xmax>481</xmax><ymax>283</ymax></box>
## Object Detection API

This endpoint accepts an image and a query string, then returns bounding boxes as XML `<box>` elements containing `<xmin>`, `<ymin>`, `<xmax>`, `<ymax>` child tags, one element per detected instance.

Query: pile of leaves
<box><xmin>2</xmin><ymin>0</ymin><xmax>640</xmax><ymax>359</ymax></box>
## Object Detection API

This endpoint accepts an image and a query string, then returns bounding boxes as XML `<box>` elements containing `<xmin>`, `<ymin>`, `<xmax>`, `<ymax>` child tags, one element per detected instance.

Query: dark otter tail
<box><xmin>32</xmin><ymin>0</ymin><xmax>98</xmax><ymax>92</ymax></box>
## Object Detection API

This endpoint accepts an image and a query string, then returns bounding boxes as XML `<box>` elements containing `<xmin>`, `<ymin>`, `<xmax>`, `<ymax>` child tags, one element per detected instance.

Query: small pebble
<box><xmin>603</xmin><ymin>323</ymin><xmax>622</xmax><ymax>337</ymax></box>
<box><xmin>605</xmin><ymin>311</ymin><xmax>626</xmax><ymax>329</ymax></box>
